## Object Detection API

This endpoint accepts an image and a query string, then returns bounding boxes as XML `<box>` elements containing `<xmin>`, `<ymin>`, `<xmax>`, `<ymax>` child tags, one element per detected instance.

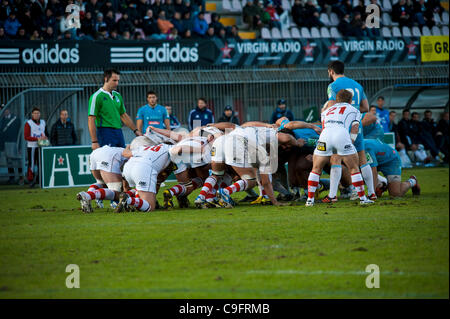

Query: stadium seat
<box><xmin>310</xmin><ymin>27</ymin><xmax>321</xmax><ymax>38</ymax></box>
<box><xmin>382</xmin><ymin>12</ymin><xmax>392</xmax><ymax>26</ymax></box>
<box><xmin>412</xmin><ymin>26</ymin><xmax>421</xmax><ymax>37</ymax></box>
<box><xmin>382</xmin><ymin>0</ymin><xmax>392</xmax><ymax>12</ymax></box>
<box><xmin>261</xmin><ymin>27</ymin><xmax>271</xmax><ymax>39</ymax></box>
<box><xmin>329</xmin><ymin>13</ymin><xmax>339</xmax><ymax>26</ymax></box>
<box><xmin>320</xmin><ymin>26</ymin><xmax>331</xmax><ymax>38</ymax></box>
<box><xmin>442</xmin><ymin>11</ymin><xmax>449</xmax><ymax>25</ymax></box>
<box><xmin>281</xmin><ymin>28</ymin><xmax>291</xmax><ymax>38</ymax></box>
<box><xmin>392</xmin><ymin>26</ymin><xmax>402</xmax><ymax>37</ymax></box>
<box><xmin>442</xmin><ymin>26</ymin><xmax>449</xmax><ymax>36</ymax></box>
<box><xmin>381</xmin><ymin>26</ymin><xmax>392</xmax><ymax>37</ymax></box>
<box><xmin>422</xmin><ymin>26</ymin><xmax>431</xmax><ymax>36</ymax></box>
<box><xmin>433</xmin><ymin>12</ymin><xmax>442</xmax><ymax>26</ymax></box>
<box><xmin>330</xmin><ymin>27</ymin><xmax>342</xmax><ymax>38</ymax></box>
<box><xmin>402</xmin><ymin>26</ymin><xmax>412</xmax><ymax>37</ymax></box>
<box><xmin>231</xmin><ymin>0</ymin><xmax>242</xmax><ymax>12</ymax></box>
<box><xmin>301</xmin><ymin>27</ymin><xmax>311</xmax><ymax>38</ymax></box>
<box><xmin>271</xmin><ymin>27</ymin><xmax>282</xmax><ymax>39</ymax></box>
<box><xmin>431</xmin><ymin>26</ymin><xmax>441</xmax><ymax>36</ymax></box>
<box><xmin>223</xmin><ymin>0</ymin><xmax>232</xmax><ymax>11</ymax></box>
<box><xmin>291</xmin><ymin>27</ymin><xmax>301</xmax><ymax>39</ymax></box>
<box><xmin>319</xmin><ymin>13</ymin><xmax>331</xmax><ymax>26</ymax></box>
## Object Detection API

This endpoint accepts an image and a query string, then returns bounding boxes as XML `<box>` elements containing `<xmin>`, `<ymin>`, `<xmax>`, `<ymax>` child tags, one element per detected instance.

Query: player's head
<box><xmin>336</xmin><ymin>89</ymin><xmax>352</xmax><ymax>104</ymax></box>
<box><xmin>327</xmin><ymin>60</ymin><xmax>344</xmax><ymax>81</ymax></box>
<box><xmin>103</xmin><ymin>68</ymin><xmax>120</xmax><ymax>90</ymax></box>
<box><xmin>147</xmin><ymin>90</ymin><xmax>158</xmax><ymax>106</ymax></box>
<box><xmin>31</xmin><ymin>107</ymin><xmax>40</xmax><ymax>120</ymax></box>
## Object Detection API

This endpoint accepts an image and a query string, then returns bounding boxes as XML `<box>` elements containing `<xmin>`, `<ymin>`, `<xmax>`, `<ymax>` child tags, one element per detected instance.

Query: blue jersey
<box><xmin>136</xmin><ymin>104</ymin><xmax>169</xmax><ymax>132</ymax></box>
<box><xmin>376</xmin><ymin>108</ymin><xmax>390</xmax><ymax>133</ymax></box>
<box><xmin>362</xmin><ymin>113</ymin><xmax>385</xmax><ymax>140</ymax></box>
<box><xmin>292</xmin><ymin>127</ymin><xmax>320</xmax><ymax>140</ymax></box>
<box><xmin>327</xmin><ymin>77</ymin><xmax>367</xmax><ymax>111</ymax></box>
<box><xmin>364</xmin><ymin>139</ymin><xmax>399</xmax><ymax>167</ymax></box>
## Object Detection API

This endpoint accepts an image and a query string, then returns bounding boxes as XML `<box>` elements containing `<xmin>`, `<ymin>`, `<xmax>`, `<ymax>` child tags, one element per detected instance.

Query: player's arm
<box><xmin>136</xmin><ymin>119</ymin><xmax>143</xmax><ymax>133</ymax></box>
<box><xmin>361</xmin><ymin>112</ymin><xmax>377</xmax><ymax>126</ymax></box>
<box><xmin>284</xmin><ymin>121</ymin><xmax>321</xmax><ymax>134</ymax></box>
<box><xmin>277</xmin><ymin>132</ymin><xmax>299</xmax><ymax>148</ymax></box>
<box><xmin>207</xmin><ymin>122</ymin><xmax>236</xmax><ymax>131</ymax></box>
<box><xmin>122</xmin><ymin>148</ymin><xmax>133</xmax><ymax>158</ymax></box>
<box><xmin>149</xmin><ymin>125</ymin><xmax>185</xmax><ymax>141</ymax></box>
<box><xmin>360</xmin><ymin>98</ymin><xmax>369</xmax><ymax>113</ymax></box>
<box><xmin>260</xmin><ymin>173</ymin><xmax>283</xmax><ymax>206</ymax></box>
<box><xmin>241</xmin><ymin>121</ymin><xmax>272</xmax><ymax>128</ymax></box>
<box><xmin>120</xmin><ymin>113</ymin><xmax>142</xmax><ymax>136</ymax></box>
<box><xmin>350</xmin><ymin>121</ymin><xmax>359</xmax><ymax>143</ymax></box>
<box><xmin>88</xmin><ymin>116</ymin><xmax>100</xmax><ymax>150</ymax></box>
<box><xmin>164</xmin><ymin>118</ymin><xmax>171</xmax><ymax>130</ymax></box>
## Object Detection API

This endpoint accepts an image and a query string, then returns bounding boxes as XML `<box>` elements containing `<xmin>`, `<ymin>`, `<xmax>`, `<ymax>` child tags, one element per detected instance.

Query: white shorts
<box><xmin>122</xmin><ymin>158</ymin><xmax>158</xmax><ymax>193</ymax></box>
<box><xmin>89</xmin><ymin>146</ymin><xmax>124</xmax><ymax>174</ymax></box>
<box><xmin>314</xmin><ymin>127</ymin><xmax>357</xmax><ymax>157</ymax></box>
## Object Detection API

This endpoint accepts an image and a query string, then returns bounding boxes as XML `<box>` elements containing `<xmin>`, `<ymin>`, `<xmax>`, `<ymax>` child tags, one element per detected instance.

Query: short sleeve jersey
<box><xmin>88</xmin><ymin>88</ymin><xmax>126</xmax><ymax>129</ymax></box>
<box><xmin>327</xmin><ymin>77</ymin><xmax>367</xmax><ymax>111</ymax></box>
<box><xmin>136</xmin><ymin>104</ymin><xmax>169</xmax><ymax>132</ymax></box>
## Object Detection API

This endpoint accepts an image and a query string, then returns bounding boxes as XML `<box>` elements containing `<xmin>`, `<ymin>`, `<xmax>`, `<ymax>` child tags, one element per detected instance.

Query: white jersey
<box><xmin>89</xmin><ymin>145</ymin><xmax>126</xmax><ymax>174</ymax></box>
<box><xmin>320</xmin><ymin>102</ymin><xmax>361</xmax><ymax>131</ymax></box>
<box><xmin>26</xmin><ymin>119</ymin><xmax>46</xmax><ymax>148</ymax></box>
<box><xmin>171</xmin><ymin>136</ymin><xmax>211</xmax><ymax>168</ymax></box>
<box><xmin>131</xmin><ymin>143</ymin><xmax>172</xmax><ymax>173</ymax></box>
<box><xmin>230</xmin><ymin>126</ymin><xmax>277</xmax><ymax>148</ymax></box>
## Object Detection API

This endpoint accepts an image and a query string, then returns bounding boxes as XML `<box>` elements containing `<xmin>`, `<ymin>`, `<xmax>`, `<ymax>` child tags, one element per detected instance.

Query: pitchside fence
<box><xmin>0</xmin><ymin>64</ymin><xmax>448</xmax><ymax>182</ymax></box>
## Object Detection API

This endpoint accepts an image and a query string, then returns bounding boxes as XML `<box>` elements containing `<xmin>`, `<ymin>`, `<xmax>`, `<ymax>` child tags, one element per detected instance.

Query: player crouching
<box><xmin>306</xmin><ymin>89</ymin><xmax>374</xmax><ymax>206</ymax></box>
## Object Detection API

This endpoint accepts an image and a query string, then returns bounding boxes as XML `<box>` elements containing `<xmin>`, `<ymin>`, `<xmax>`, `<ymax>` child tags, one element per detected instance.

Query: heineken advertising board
<box><xmin>41</xmin><ymin>145</ymin><xmax>94</xmax><ymax>189</ymax></box>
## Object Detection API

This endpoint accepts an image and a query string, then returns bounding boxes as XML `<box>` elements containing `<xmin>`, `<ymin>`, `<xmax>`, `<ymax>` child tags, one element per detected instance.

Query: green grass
<box><xmin>0</xmin><ymin>167</ymin><xmax>448</xmax><ymax>299</ymax></box>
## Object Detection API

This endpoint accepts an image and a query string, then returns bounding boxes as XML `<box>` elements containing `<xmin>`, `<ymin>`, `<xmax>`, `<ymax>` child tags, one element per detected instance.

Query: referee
<box><xmin>88</xmin><ymin>69</ymin><xmax>142</xmax><ymax>150</ymax></box>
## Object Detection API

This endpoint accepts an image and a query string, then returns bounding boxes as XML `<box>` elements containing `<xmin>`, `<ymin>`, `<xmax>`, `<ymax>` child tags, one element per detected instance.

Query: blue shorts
<box><xmin>97</xmin><ymin>127</ymin><xmax>126</xmax><ymax>148</ymax></box>
<box><xmin>378</xmin><ymin>155</ymin><xmax>402</xmax><ymax>177</ymax></box>
<box><xmin>354</xmin><ymin>131</ymin><xmax>365</xmax><ymax>153</ymax></box>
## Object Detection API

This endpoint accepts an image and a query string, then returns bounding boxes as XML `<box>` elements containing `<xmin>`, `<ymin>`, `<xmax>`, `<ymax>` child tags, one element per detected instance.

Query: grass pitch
<box><xmin>0</xmin><ymin>167</ymin><xmax>448</xmax><ymax>299</ymax></box>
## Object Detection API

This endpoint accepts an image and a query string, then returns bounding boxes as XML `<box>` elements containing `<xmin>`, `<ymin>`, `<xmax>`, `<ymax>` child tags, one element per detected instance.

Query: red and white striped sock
<box><xmin>88</xmin><ymin>183</ymin><xmax>104</xmax><ymax>192</ymax></box>
<box><xmin>86</xmin><ymin>188</ymin><xmax>115</xmax><ymax>200</ymax></box>
<box><xmin>126</xmin><ymin>197</ymin><xmax>150</xmax><ymax>212</ymax></box>
<box><xmin>261</xmin><ymin>188</ymin><xmax>269</xmax><ymax>199</ymax></box>
<box><xmin>351</xmin><ymin>172</ymin><xmax>367</xmax><ymax>201</ymax></box>
<box><xmin>199</xmin><ymin>176</ymin><xmax>218</xmax><ymax>199</ymax></box>
<box><xmin>169</xmin><ymin>184</ymin><xmax>186</xmax><ymax>197</ymax></box>
<box><xmin>223</xmin><ymin>179</ymin><xmax>248</xmax><ymax>195</ymax></box>
<box><xmin>192</xmin><ymin>177</ymin><xmax>203</xmax><ymax>189</ymax></box>
<box><xmin>126</xmin><ymin>189</ymin><xmax>137</xmax><ymax>197</ymax></box>
<box><xmin>307</xmin><ymin>171</ymin><xmax>321</xmax><ymax>200</ymax></box>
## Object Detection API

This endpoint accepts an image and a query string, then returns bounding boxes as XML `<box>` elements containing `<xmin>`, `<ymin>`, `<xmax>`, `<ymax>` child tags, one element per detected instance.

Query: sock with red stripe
<box><xmin>86</xmin><ymin>188</ymin><xmax>115</xmax><ymax>200</ymax></box>
<box><xmin>351</xmin><ymin>172</ymin><xmax>368</xmax><ymax>201</ymax></box>
<box><xmin>126</xmin><ymin>189</ymin><xmax>137</xmax><ymax>197</ymax></box>
<box><xmin>88</xmin><ymin>183</ymin><xmax>105</xmax><ymax>192</ymax></box>
<box><xmin>360</xmin><ymin>163</ymin><xmax>375</xmax><ymax>196</ymax></box>
<box><xmin>199</xmin><ymin>175</ymin><xmax>218</xmax><ymax>200</ymax></box>
<box><xmin>329</xmin><ymin>165</ymin><xmax>342</xmax><ymax>198</ymax></box>
<box><xmin>307</xmin><ymin>171</ymin><xmax>321</xmax><ymax>201</ymax></box>
<box><xmin>126</xmin><ymin>197</ymin><xmax>150</xmax><ymax>212</ymax></box>
<box><xmin>223</xmin><ymin>179</ymin><xmax>248</xmax><ymax>195</ymax></box>
<box><xmin>169</xmin><ymin>184</ymin><xmax>186</xmax><ymax>197</ymax></box>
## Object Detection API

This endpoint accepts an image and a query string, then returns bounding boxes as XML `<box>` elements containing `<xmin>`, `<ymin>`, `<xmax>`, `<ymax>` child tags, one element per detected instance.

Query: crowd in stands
<box><xmin>0</xmin><ymin>0</ymin><xmax>241</xmax><ymax>41</ymax></box>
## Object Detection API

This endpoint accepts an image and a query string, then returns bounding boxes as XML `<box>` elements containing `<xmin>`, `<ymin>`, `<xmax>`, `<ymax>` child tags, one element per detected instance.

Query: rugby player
<box><xmin>306</xmin><ymin>89</ymin><xmax>374</xmax><ymax>206</ymax></box>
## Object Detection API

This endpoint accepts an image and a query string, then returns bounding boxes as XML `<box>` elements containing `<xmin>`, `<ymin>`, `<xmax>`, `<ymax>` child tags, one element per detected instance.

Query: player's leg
<box><xmin>305</xmin><ymin>154</ymin><xmax>328</xmax><ymax>206</ymax></box>
<box><xmin>342</xmin><ymin>153</ymin><xmax>373</xmax><ymax>204</ymax></box>
<box><xmin>323</xmin><ymin>154</ymin><xmax>341</xmax><ymax>203</ymax></box>
<box><xmin>195</xmin><ymin>161</ymin><xmax>225</xmax><ymax>207</ymax></box>
<box><xmin>387</xmin><ymin>175</ymin><xmax>420</xmax><ymax>197</ymax></box>
<box><xmin>118</xmin><ymin>190</ymin><xmax>154</xmax><ymax>212</ymax></box>
<box><xmin>218</xmin><ymin>166</ymin><xmax>258</xmax><ymax>208</ymax></box>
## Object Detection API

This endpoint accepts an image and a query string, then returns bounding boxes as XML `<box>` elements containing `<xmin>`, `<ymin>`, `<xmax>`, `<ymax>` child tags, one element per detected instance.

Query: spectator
<box><xmin>420</xmin><ymin>110</ymin><xmax>444</xmax><ymax>161</ymax></box>
<box><xmin>0</xmin><ymin>108</ymin><xmax>22</xmax><ymax>184</ymax></box>
<box><xmin>156</xmin><ymin>10</ymin><xmax>174</xmax><ymax>36</ymax></box>
<box><xmin>174</xmin><ymin>0</ymin><xmax>187</xmax><ymax>15</ymax></box>
<box><xmin>126</xmin><ymin>1</ymin><xmax>140</xmax><ymax>25</ymax></box>
<box><xmin>24</xmin><ymin>107</ymin><xmax>48</xmax><ymax>187</ymax></box>
<box><xmin>166</xmin><ymin>105</ymin><xmax>181</xmax><ymax>130</ymax></box>
<box><xmin>392</xmin><ymin>0</ymin><xmax>413</xmax><ymax>27</ymax></box>
<box><xmin>243</xmin><ymin>0</ymin><xmax>263</xmax><ymax>30</ymax></box>
<box><xmin>40</xmin><ymin>8</ymin><xmax>57</xmax><ymax>31</ymax></box>
<box><xmin>338</xmin><ymin>13</ymin><xmax>352</xmax><ymax>36</ymax></box>
<box><xmin>0</xmin><ymin>27</ymin><xmax>8</xmax><ymax>40</ymax></box>
<box><xmin>81</xmin><ymin>11</ymin><xmax>95</xmax><ymax>38</ymax></box>
<box><xmin>15</xmin><ymin>27</ymin><xmax>28</xmax><ymax>39</ymax></box>
<box><xmin>50</xmin><ymin>109</ymin><xmax>77</xmax><ymax>146</ymax></box>
<box><xmin>167</xmin><ymin>27</ymin><xmax>178</xmax><ymax>40</ymax></box>
<box><xmin>303</xmin><ymin>0</ymin><xmax>323</xmax><ymax>28</ymax></box>
<box><xmin>183</xmin><ymin>0</ymin><xmax>195</xmax><ymax>15</ymax></box>
<box><xmin>30</xmin><ymin>29</ymin><xmax>42</xmax><ymax>40</ymax></box>
<box><xmin>270</xmin><ymin>99</ymin><xmax>294</xmax><ymax>124</ymax></box>
<box><xmin>96</xmin><ymin>26</ymin><xmax>109</xmax><ymax>40</ymax></box>
<box><xmin>188</xmin><ymin>98</ymin><xmax>214</xmax><ymax>130</ymax></box>
<box><xmin>151</xmin><ymin>0</ymin><xmax>164</xmax><ymax>17</ymax></box>
<box><xmin>142</xmin><ymin>9</ymin><xmax>158</xmax><ymax>36</ymax></box>
<box><xmin>181</xmin><ymin>11</ymin><xmax>194</xmax><ymax>34</ymax></box>
<box><xmin>192</xmin><ymin>0</ymin><xmax>206</xmax><ymax>13</ymax></box>
<box><xmin>292</xmin><ymin>0</ymin><xmax>305</xmax><ymax>27</ymax></box>
<box><xmin>162</xmin><ymin>0</ymin><xmax>176</xmax><ymax>20</ymax></box>
<box><xmin>193</xmin><ymin>11</ymin><xmax>208</xmax><ymax>37</ymax></box>
<box><xmin>104</xmin><ymin>10</ymin><xmax>116</xmax><ymax>32</ymax></box>
<box><xmin>229</xmin><ymin>25</ymin><xmax>241</xmax><ymax>40</ymax></box>
<box><xmin>122</xmin><ymin>30</ymin><xmax>131</xmax><ymax>40</ymax></box>
<box><xmin>171</xmin><ymin>10</ymin><xmax>185</xmax><ymax>35</ymax></box>
<box><xmin>413</xmin><ymin>0</ymin><xmax>435</xmax><ymax>28</ymax></box>
<box><xmin>206</xmin><ymin>25</ymin><xmax>215</xmax><ymax>38</ymax></box>
<box><xmin>0</xmin><ymin>0</ymin><xmax>12</xmax><ymax>23</ymax></box>
<box><xmin>388</xmin><ymin>111</ymin><xmax>399</xmax><ymax>141</ymax></box>
<box><xmin>435</xmin><ymin>111</ymin><xmax>449</xmax><ymax>162</ymax></box>
<box><xmin>101</xmin><ymin>1</ymin><xmax>115</xmax><ymax>16</ymax></box>
<box><xmin>85</xmin><ymin>0</ymin><xmax>103</xmax><ymax>17</ymax></box>
<box><xmin>43</xmin><ymin>25</ymin><xmax>56</xmax><ymax>40</ymax></box>
<box><xmin>332</xmin><ymin>0</ymin><xmax>353</xmax><ymax>18</ymax></box>
<box><xmin>209</xmin><ymin>13</ymin><xmax>224</xmax><ymax>36</ymax></box>
<box><xmin>265</xmin><ymin>1</ymin><xmax>282</xmax><ymax>29</ymax></box>
<box><xmin>18</xmin><ymin>9</ymin><xmax>35</xmax><ymax>35</ymax></box>
<box><xmin>118</xmin><ymin>12</ymin><xmax>135</xmax><ymax>35</ymax></box>
<box><xmin>184</xmin><ymin>28</ymin><xmax>192</xmax><ymax>38</ymax></box>
<box><xmin>353</xmin><ymin>0</ymin><xmax>366</xmax><ymax>21</ymax></box>
<box><xmin>94</xmin><ymin>12</ymin><xmax>108</xmax><ymax>33</ymax></box>
<box><xmin>217</xmin><ymin>27</ymin><xmax>227</xmax><ymax>40</ymax></box>
<box><xmin>398</xmin><ymin>109</ymin><xmax>419</xmax><ymax>151</ymax></box>
<box><xmin>375</xmin><ymin>96</ymin><xmax>390</xmax><ymax>133</ymax></box>
<box><xmin>109</xmin><ymin>28</ymin><xmax>120</xmax><ymax>40</ymax></box>
<box><xmin>136</xmin><ymin>90</ymin><xmax>170</xmax><ymax>134</ymax></box>
<box><xmin>218</xmin><ymin>105</ymin><xmax>240</xmax><ymax>125</ymax></box>
<box><xmin>350</xmin><ymin>11</ymin><xmax>368</xmax><ymax>37</ymax></box>
<box><xmin>4</xmin><ymin>11</ymin><xmax>21</xmax><ymax>37</ymax></box>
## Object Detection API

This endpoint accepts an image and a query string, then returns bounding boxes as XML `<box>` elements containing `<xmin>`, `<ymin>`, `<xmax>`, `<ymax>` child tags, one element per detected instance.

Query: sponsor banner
<box><xmin>41</xmin><ymin>145</ymin><xmax>95</xmax><ymax>188</ymax></box>
<box><xmin>420</xmin><ymin>35</ymin><xmax>449</xmax><ymax>62</ymax></box>
<box><xmin>0</xmin><ymin>38</ymin><xmax>419</xmax><ymax>68</ymax></box>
